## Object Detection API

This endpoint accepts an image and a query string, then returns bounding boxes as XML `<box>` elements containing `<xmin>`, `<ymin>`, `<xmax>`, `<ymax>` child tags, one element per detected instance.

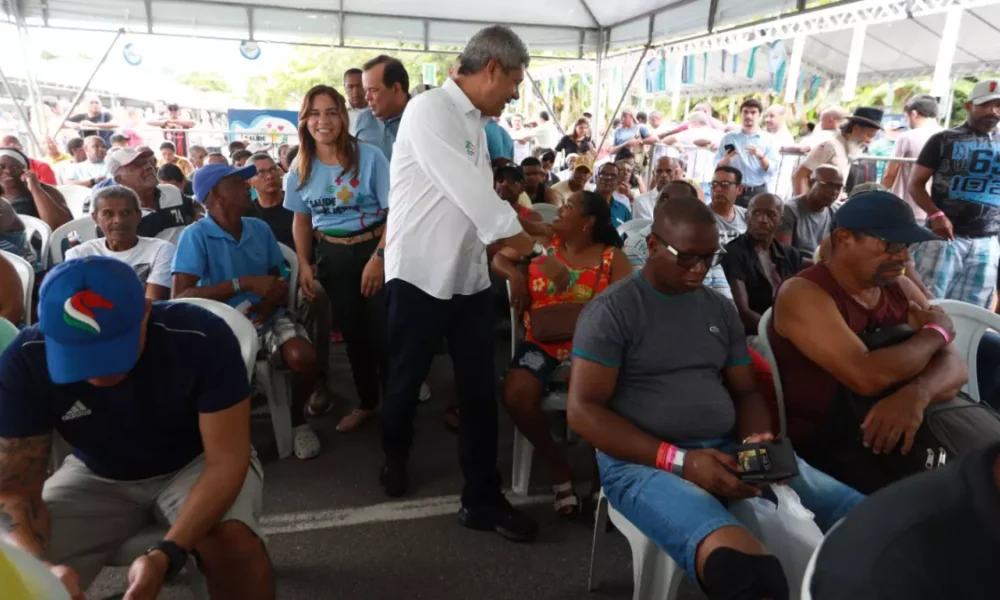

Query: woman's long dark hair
<box><xmin>296</xmin><ymin>85</ymin><xmax>358</xmax><ymax>191</ymax></box>
<box><xmin>580</xmin><ymin>191</ymin><xmax>623</xmax><ymax>248</ymax></box>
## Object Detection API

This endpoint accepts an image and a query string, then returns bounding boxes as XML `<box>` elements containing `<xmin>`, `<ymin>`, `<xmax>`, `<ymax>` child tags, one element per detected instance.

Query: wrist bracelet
<box><xmin>928</xmin><ymin>211</ymin><xmax>945</xmax><ymax>221</ymax></box>
<box><xmin>923</xmin><ymin>323</ymin><xmax>951</xmax><ymax>343</ymax></box>
<box><xmin>655</xmin><ymin>442</ymin><xmax>686</xmax><ymax>477</ymax></box>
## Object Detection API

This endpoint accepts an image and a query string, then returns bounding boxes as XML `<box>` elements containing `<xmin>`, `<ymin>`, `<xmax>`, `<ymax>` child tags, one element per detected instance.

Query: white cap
<box><xmin>970</xmin><ymin>79</ymin><xmax>1000</xmax><ymax>106</ymax></box>
<box><xmin>106</xmin><ymin>147</ymin><xmax>153</xmax><ymax>175</ymax></box>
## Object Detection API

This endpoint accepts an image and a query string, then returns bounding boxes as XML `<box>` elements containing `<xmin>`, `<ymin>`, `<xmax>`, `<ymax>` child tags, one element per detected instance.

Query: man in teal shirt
<box><xmin>354</xmin><ymin>55</ymin><xmax>410</xmax><ymax>161</ymax></box>
<box><xmin>485</xmin><ymin>117</ymin><xmax>513</xmax><ymax>161</ymax></box>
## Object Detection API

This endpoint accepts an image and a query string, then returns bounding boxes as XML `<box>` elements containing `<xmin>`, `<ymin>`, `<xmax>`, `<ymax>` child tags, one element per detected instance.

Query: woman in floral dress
<box><xmin>492</xmin><ymin>191</ymin><xmax>631</xmax><ymax>515</ymax></box>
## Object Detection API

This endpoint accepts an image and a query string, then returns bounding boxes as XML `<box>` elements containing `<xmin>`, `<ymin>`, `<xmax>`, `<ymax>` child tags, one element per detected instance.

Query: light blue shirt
<box><xmin>171</xmin><ymin>215</ymin><xmax>285</xmax><ymax>315</ymax></box>
<box><xmin>611</xmin><ymin>193</ymin><xmax>632</xmax><ymax>230</ymax></box>
<box><xmin>613</xmin><ymin>125</ymin><xmax>651</xmax><ymax>147</ymax></box>
<box><xmin>282</xmin><ymin>143</ymin><xmax>390</xmax><ymax>236</ymax></box>
<box><xmin>714</xmin><ymin>130</ymin><xmax>778</xmax><ymax>187</ymax></box>
<box><xmin>484</xmin><ymin>119</ymin><xmax>513</xmax><ymax>161</ymax></box>
<box><xmin>353</xmin><ymin>107</ymin><xmax>403</xmax><ymax>162</ymax></box>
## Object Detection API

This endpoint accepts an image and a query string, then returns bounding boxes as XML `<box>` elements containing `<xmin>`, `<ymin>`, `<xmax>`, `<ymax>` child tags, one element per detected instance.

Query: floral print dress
<box><xmin>523</xmin><ymin>235</ymin><xmax>615</xmax><ymax>362</ymax></box>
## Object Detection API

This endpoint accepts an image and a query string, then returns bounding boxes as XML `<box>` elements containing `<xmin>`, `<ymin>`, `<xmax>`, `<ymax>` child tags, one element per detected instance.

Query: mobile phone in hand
<box><xmin>724</xmin><ymin>144</ymin><xmax>736</xmax><ymax>154</ymax></box>
<box><xmin>734</xmin><ymin>438</ymin><xmax>799</xmax><ymax>483</ymax></box>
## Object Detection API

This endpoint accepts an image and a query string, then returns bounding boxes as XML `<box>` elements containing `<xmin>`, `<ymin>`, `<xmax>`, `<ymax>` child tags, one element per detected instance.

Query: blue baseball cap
<box><xmin>38</xmin><ymin>256</ymin><xmax>147</xmax><ymax>384</ymax></box>
<box><xmin>834</xmin><ymin>191</ymin><xmax>943</xmax><ymax>245</ymax></box>
<box><xmin>192</xmin><ymin>162</ymin><xmax>257</xmax><ymax>203</ymax></box>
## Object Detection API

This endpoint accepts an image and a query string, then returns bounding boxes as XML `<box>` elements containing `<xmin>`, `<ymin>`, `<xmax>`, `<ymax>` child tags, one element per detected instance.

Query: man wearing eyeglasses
<box><xmin>706</xmin><ymin>165</ymin><xmax>748</xmax><ymax>299</ymax></box>
<box><xmin>568</xmin><ymin>195</ymin><xmax>863</xmax><ymax>600</ymax></box>
<box><xmin>595</xmin><ymin>162</ymin><xmax>632</xmax><ymax>229</ymax></box>
<box><xmin>776</xmin><ymin>165</ymin><xmax>843</xmax><ymax>263</ymax></box>
<box><xmin>770</xmin><ymin>191</ymin><xmax>968</xmax><ymax>494</ymax></box>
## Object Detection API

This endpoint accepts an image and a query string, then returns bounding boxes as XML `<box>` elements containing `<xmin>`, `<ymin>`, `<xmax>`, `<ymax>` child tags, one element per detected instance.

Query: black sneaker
<box><xmin>458</xmin><ymin>498</ymin><xmax>538</xmax><ymax>543</ymax></box>
<box><xmin>379</xmin><ymin>462</ymin><xmax>408</xmax><ymax>498</ymax></box>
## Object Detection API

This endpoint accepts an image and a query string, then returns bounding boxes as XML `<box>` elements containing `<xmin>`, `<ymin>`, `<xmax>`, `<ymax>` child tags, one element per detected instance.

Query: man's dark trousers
<box><xmin>382</xmin><ymin>278</ymin><xmax>503</xmax><ymax>508</ymax></box>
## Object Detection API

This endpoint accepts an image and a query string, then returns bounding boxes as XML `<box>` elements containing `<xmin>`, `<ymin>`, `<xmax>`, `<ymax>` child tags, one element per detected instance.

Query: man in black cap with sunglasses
<box><xmin>770</xmin><ymin>191</ymin><xmax>968</xmax><ymax>494</ymax></box>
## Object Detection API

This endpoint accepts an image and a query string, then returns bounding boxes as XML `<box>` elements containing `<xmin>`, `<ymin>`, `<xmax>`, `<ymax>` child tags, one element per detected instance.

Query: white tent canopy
<box><xmin>5</xmin><ymin>0</ymin><xmax>838</xmax><ymax>57</ymax></box>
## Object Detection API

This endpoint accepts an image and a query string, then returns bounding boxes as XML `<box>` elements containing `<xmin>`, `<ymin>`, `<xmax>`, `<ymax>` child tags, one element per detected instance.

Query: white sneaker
<box><xmin>293</xmin><ymin>425</ymin><xmax>321</xmax><ymax>460</ymax></box>
<box><xmin>419</xmin><ymin>382</ymin><xmax>432</xmax><ymax>403</ymax></box>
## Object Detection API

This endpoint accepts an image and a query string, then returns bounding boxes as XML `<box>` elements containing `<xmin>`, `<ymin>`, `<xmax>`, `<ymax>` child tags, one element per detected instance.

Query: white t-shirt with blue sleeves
<box><xmin>282</xmin><ymin>142</ymin><xmax>390</xmax><ymax>236</ymax></box>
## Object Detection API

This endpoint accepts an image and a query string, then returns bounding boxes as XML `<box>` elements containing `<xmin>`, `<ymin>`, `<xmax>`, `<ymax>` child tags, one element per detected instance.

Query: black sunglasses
<box><xmin>652</xmin><ymin>232</ymin><xmax>726</xmax><ymax>268</ymax></box>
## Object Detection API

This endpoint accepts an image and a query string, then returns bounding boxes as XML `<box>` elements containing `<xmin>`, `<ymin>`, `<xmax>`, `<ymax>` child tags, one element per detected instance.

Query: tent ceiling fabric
<box><xmin>8</xmin><ymin>0</ymin><xmax>806</xmax><ymax>55</ymax></box>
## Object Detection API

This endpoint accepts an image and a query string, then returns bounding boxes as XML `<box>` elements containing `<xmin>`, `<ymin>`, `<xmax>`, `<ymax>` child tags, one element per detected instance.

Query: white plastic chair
<box><xmin>505</xmin><ymin>281</ymin><xmax>568</xmax><ymax>496</ymax></box>
<box><xmin>56</xmin><ymin>184</ymin><xmax>92</xmax><ymax>219</ymax></box>
<box><xmin>589</xmin><ymin>488</ymin><xmax>685</xmax><ymax>599</ymax></box>
<box><xmin>800</xmin><ymin>537</ymin><xmax>823</xmax><ymax>600</ymax></box>
<box><xmin>617</xmin><ymin>218</ymin><xmax>652</xmax><ymax>241</ymax></box>
<box><xmin>1</xmin><ymin>251</ymin><xmax>34</xmax><ymax>326</ymax></box>
<box><xmin>756</xmin><ymin>308</ymin><xmax>787</xmax><ymax>436</ymax></box>
<box><xmin>48</xmin><ymin>217</ymin><xmax>100</xmax><ymax>266</ymax></box>
<box><xmin>104</xmin><ymin>299</ymin><xmax>258</xmax><ymax>600</ymax></box>
<box><xmin>930</xmin><ymin>299</ymin><xmax>1000</xmax><ymax>402</ymax></box>
<box><xmin>18</xmin><ymin>215</ymin><xmax>51</xmax><ymax>269</ymax></box>
<box><xmin>531</xmin><ymin>203</ymin><xmax>559</xmax><ymax>224</ymax></box>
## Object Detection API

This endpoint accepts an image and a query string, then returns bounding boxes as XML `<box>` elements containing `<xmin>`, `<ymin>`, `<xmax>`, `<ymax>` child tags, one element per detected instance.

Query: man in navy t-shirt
<box><xmin>0</xmin><ymin>257</ymin><xmax>273</xmax><ymax>599</ymax></box>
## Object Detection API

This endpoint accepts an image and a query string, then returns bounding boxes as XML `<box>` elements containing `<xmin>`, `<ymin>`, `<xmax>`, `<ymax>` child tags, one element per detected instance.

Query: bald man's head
<box><xmin>807</xmin><ymin>164</ymin><xmax>844</xmax><ymax>208</ymax></box>
<box><xmin>748</xmin><ymin>193</ymin><xmax>784</xmax><ymax>242</ymax></box>
<box><xmin>648</xmin><ymin>195</ymin><xmax>721</xmax><ymax>292</ymax></box>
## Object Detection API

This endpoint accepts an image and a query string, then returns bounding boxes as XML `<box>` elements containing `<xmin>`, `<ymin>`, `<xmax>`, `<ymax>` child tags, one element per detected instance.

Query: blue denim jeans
<box><xmin>597</xmin><ymin>438</ymin><xmax>864</xmax><ymax>582</ymax></box>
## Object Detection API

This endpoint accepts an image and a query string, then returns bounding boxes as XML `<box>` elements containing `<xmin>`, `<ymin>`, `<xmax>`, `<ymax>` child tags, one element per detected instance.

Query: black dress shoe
<box><xmin>458</xmin><ymin>498</ymin><xmax>538</xmax><ymax>543</ymax></box>
<box><xmin>379</xmin><ymin>463</ymin><xmax>408</xmax><ymax>498</ymax></box>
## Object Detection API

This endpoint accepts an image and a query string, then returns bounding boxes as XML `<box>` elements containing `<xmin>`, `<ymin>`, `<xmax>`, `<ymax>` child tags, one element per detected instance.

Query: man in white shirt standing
<box><xmin>382</xmin><ymin>25</ymin><xmax>568</xmax><ymax>543</ymax></box>
<box><xmin>66</xmin><ymin>185</ymin><xmax>175</xmax><ymax>300</ymax></box>
<box><xmin>881</xmin><ymin>95</ymin><xmax>942</xmax><ymax>221</ymax></box>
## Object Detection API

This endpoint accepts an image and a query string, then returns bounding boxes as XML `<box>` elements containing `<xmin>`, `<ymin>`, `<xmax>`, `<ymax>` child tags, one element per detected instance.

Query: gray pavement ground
<box><xmin>89</xmin><ymin>338</ymin><xmax>705</xmax><ymax>600</ymax></box>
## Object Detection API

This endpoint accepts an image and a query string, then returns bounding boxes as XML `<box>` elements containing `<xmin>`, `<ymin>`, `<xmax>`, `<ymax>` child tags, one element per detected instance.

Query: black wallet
<box><xmin>734</xmin><ymin>438</ymin><xmax>800</xmax><ymax>482</ymax></box>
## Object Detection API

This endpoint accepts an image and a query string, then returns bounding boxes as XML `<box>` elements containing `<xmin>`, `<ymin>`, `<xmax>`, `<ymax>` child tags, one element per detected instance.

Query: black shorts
<box><xmin>509</xmin><ymin>342</ymin><xmax>562</xmax><ymax>383</ymax></box>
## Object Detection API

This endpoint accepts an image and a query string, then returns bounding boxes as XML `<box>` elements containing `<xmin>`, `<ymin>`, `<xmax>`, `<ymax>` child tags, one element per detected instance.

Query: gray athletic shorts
<box><xmin>43</xmin><ymin>453</ymin><xmax>264</xmax><ymax>589</ymax></box>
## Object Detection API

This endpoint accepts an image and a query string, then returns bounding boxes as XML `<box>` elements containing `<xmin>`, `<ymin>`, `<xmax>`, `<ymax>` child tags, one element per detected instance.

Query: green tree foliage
<box><xmin>245</xmin><ymin>44</ymin><xmax>457</xmax><ymax>109</ymax></box>
<box><xmin>176</xmin><ymin>71</ymin><xmax>232</xmax><ymax>94</ymax></box>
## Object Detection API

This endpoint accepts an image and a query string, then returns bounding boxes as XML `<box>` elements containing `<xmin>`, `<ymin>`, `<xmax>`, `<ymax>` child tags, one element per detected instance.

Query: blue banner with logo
<box><xmin>227</xmin><ymin>109</ymin><xmax>298</xmax><ymax>146</ymax></box>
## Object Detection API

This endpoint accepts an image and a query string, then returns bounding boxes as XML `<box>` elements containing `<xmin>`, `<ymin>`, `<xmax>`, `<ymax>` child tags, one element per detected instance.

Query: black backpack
<box><xmin>814</xmin><ymin>325</ymin><xmax>1000</xmax><ymax>494</ymax></box>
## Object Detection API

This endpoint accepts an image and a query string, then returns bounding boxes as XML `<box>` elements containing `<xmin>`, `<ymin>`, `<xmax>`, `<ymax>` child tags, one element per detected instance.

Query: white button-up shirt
<box><xmin>385</xmin><ymin>78</ymin><xmax>522</xmax><ymax>300</ymax></box>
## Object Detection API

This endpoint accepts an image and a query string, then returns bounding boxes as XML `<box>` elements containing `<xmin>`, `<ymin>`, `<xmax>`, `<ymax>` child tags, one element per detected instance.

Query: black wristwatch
<box><xmin>518</xmin><ymin>241</ymin><xmax>546</xmax><ymax>266</ymax></box>
<box><xmin>373</xmin><ymin>247</ymin><xmax>385</xmax><ymax>259</ymax></box>
<box><xmin>146</xmin><ymin>540</ymin><xmax>188</xmax><ymax>581</ymax></box>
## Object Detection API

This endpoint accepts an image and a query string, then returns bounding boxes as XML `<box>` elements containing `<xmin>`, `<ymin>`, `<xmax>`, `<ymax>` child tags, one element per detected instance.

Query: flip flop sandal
<box><xmin>553</xmin><ymin>481</ymin><xmax>580</xmax><ymax>517</ymax></box>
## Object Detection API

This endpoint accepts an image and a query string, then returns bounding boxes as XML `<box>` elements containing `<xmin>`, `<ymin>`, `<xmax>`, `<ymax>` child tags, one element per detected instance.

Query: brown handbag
<box><xmin>528</xmin><ymin>253</ymin><xmax>610</xmax><ymax>344</ymax></box>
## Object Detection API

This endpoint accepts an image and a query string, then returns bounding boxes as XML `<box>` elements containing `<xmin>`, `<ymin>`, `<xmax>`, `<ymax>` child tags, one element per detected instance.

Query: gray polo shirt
<box><xmin>572</xmin><ymin>273</ymin><xmax>750</xmax><ymax>443</ymax></box>
<box><xmin>780</xmin><ymin>195</ymin><xmax>836</xmax><ymax>260</ymax></box>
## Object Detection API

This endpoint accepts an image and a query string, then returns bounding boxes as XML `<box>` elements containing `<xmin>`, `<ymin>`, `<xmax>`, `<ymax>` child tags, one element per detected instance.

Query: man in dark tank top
<box><xmin>769</xmin><ymin>191</ymin><xmax>968</xmax><ymax>491</ymax></box>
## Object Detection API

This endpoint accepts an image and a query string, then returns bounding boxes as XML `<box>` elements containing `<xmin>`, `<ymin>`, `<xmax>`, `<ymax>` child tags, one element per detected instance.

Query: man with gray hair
<box><xmin>796</xmin><ymin>106</ymin><xmax>847</xmax><ymax>152</ymax></box>
<box><xmin>66</xmin><ymin>185</ymin><xmax>176</xmax><ymax>300</ymax></box>
<box><xmin>382</xmin><ymin>24</ymin><xmax>569</xmax><ymax>542</ymax></box>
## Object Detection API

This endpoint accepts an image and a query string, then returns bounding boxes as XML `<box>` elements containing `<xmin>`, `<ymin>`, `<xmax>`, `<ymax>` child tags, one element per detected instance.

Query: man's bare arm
<box><xmin>881</xmin><ymin>161</ymin><xmax>902</xmax><ymax>191</ymax></box>
<box><xmin>792</xmin><ymin>166</ymin><xmax>812</xmax><ymax>196</ymax></box>
<box><xmin>164</xmin><ymin>401</ymin><xmax>251</xmax><ymax>551</ymax></box>
<box><xmin>908</xmin><ymin>165</ymin><xmax>938</xmax><ymax>217</ymax></box>
<box><xmin>723</xmin><ymin>363</ymin><xmax>774</xmax><ymax>440</ymax></box>
<box><xmin>0</xmin><ymin>434</ymin><xmax>53</xmax><ymax>558</ymax></box>
<box><xmin>773</xmin><ymin>277</ymin><xmax>949</xmax><ymax>396</ymax></box>
<box><xmin>567</xmin><ymin>358</ymin><xmax>660</xmax><ymax>466</ymax></box>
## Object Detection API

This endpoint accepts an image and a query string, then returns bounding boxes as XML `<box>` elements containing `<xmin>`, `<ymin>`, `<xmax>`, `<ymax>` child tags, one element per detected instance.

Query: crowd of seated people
<box><xmin>4</xmin><ymin>27</ymin><xmax>1000</xmax><ymax>599</ymax></box>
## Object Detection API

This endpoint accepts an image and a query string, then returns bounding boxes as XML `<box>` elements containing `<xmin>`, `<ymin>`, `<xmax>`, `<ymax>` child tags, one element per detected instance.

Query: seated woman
<box><xmin>0</xmin><ymin>148</ymin><xmax>72</xmax><ymax>230</ymax></box>
<box><xmin>0</xmin><ymin>199</ymin><xmax>41</xmax><ymax>273</ymax></box>
<box><xmin>492</xmin><ymin>190</ymin><xmax>631</xmax><ymax>515</ymax></box>
<box><xmin>0</xmin><ymin>252</ymin><xmax>23</xmax><ymax>326</ymax></box>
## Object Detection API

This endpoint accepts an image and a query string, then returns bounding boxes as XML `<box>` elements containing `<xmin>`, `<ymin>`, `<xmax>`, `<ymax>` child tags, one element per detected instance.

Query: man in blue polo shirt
<box><xmin>354</xmin><ymin>55</ymin><xmax>410</xmax><ymax>161</ymax></box>
<box><xmin>0</xmin><ymin>257</ymin><xmax>272</xmax><ymax>599</ymax></box>
<box><xmin>716</xmin><ymin>98</ymin><xmax>779</xmax><ymax>208</ymax></box>
<box><xmin>172</xmin><ymin>163</ymin><xmax>322</xmax><ymax>460</ymax></box>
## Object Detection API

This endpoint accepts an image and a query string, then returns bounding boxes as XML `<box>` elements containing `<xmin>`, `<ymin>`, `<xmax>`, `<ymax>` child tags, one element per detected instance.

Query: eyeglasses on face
<box><xmin>816</xmin><ymin>180</ymin><xmax>844</xmax><ymax>191</ymax></box>
<box><xmin>857</xmin><ymin>231</ymin><xmax>908</xmax><ymax>255</ymax></box>
<box><xmin>598</xmin><ymin>171</ymin><xmax>619</xmax><ymax>180</ymax></box>
<box><xmin>653</xmin><ymin>232</ymin><xmax>726</xmax><ymax>268</ymax></box>
<box><xmin>710</xmin><ymin>180</ymin><xmax>738</xmax><ymax>189</ymax></box>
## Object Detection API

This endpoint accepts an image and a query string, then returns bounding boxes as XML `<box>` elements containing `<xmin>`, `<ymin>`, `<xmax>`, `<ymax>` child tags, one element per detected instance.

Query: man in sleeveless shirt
<box><xmin>770</xmin><ymin>191</ymin><xmax>968</xmax><ymax>493</ymax></box>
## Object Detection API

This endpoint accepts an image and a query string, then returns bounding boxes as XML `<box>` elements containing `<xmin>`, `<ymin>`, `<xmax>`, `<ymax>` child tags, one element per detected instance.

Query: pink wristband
<box><xmin>928</xmin><ymin>211</ymin><xmax>945</xmax><ymax>221</ymax></box>
<box><xmin>923</xmin><ymin>323</ymin><xmax>951</xmax><ymax>343</ymax></box>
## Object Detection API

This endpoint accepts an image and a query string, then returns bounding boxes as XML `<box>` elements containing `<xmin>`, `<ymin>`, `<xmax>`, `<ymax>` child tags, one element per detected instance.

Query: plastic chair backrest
<box><xmin>278</xmin><ymin>242</ymin><xmax>299</xmax><ymax>309</ymax></box>
<box><xmin>172</xmin><ymin>298</ymin><xmax>259</xmax><ymax>380</ymax></box>
<box><xmin>756</xmin><ymin>307</ymin><xmax>787</xmax><ymax>437</ymax></box>
<box><xmin>0</xmin><ymin>318</ymin><xmax>19</xmax><ymax>351</ymax></box>
<box><xmin>930</xmin><ymin>299</ymin><xmax>1000</xmax><ymax>402</ymax></box>
<box><xmin>617</xmin><ymin>218</ymin><xmax>652</xmax><ymax>240</ymax></box>
<box><xmin>48</xmin><ymin>217</ymin><xmax>100</xmax><ymax>266</ymax></box>
<box><xmin>532</xmin><ymin>203</ymin><xmax>558</xmax><ymax>224</ymax></box>
<box><xmin>18</xmin><ymin>215</ymin><xmax>51</xmax><ymax>268</ymax></box>
<box><xmin>1</xmin><ymin>251</ymin><xmax>34</xmax><ymax>327</ymax></box>
<box><xmin>56</xmin><ymin>185</ymin><xmax>92</xmax><ymax>219</ymax></box>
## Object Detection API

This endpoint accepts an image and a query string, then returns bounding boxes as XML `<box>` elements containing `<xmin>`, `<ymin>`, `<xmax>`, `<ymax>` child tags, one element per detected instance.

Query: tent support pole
<box><xmin>525</xmin><ymin>71</ymin><xmax>566</xmax><ymax>137</ymax></box>
<box><xmin>11</xmin><ymin>1</ymin><xmax>47</xmax><ymax>155</ymax></box>
<box><xmin>592</xmin><ymin>29</ymin><xmax>604</xmax><ymax>137</ymax></box>
<box><xmin>0</xmin><ymin>64</ymin><xmax>42</xmax><ymax>154</ymax></box>
<box><xmin>49</xmin><ymin>28</ymin><xmax>125</xmax><ymax>139</ymax></box>
<box><xmin>596</xmin><ymin>45</ymin><xmax>649</xmax><ymax>156</ymax></box>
